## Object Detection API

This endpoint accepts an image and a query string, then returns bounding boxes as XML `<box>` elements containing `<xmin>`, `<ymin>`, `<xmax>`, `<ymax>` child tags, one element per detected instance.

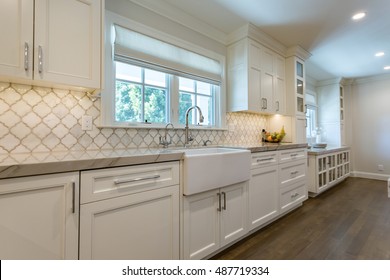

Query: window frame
<box><xmin>101</xmin><ymin>11</ymin><xmax>226</xmax><ymax>130</ymax></box>
<box><xmin>305</xmin><ymin>90</ymin><xmax>318</xmax><ymax>142</ymax></box>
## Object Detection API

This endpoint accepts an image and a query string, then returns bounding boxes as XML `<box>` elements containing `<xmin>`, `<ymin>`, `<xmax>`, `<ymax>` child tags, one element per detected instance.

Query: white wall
<box><xmin>351</xmin><ymin>75</ymin><xmax>390</xmax><ymax>180</ymax></box>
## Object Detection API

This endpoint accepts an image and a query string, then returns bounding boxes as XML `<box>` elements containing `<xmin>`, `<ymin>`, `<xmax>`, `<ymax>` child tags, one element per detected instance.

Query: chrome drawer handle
<box><xmin>290</xmin><ymin>171</ymin><xmax>299</xmax><ymax>175</ymax></box>
<box><xmin>291</xmin><ymin>192</ymin><xmax>299</xmax><ymax>198</ymax></box>
<box><xmin>114</xmin><ymin>175</ymin><xmax>161</xmax><ymax>185</ymax></box>
<box><xmin>256</xmin><ymin>157</ymin><xmax>274</xmax><ymax>162</ymax></box>
<box><xmin>24</xmin><ymin>42</ymin><xmax>29</xmax><ymax>71</ymax></box>
<box><xmin>72</xmin><ymin>181</ymin><xmax>76</xmax><ymax>214</ymax></box>
<box><xmin>290</xmin><ymin>153</ymin><xmax>298</xmax><ymax>157</ymax></box>
<box><xmin>38</xmin><ymin>45</ymin><xmax>43</xmax><ymax>73</ymax></box>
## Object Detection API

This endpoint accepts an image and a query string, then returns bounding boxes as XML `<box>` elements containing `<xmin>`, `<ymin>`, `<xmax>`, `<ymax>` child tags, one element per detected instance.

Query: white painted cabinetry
<box><xmin>285</xmin><ymin>47</ymin><xmax>311</xmax><ymax>143</ymax></box>
<box><xmin>79</xmin><ymin>162</ymin><xmax>180</xmax><ymax>260</ymax></box>
<box><xmin>248</xmin><ymin>151</ymin><xmax>279</xmax><ymax>230</ymax></box>
<box><xmin>308</xmin><ymin>148</ymin><xmax>350</xmax><ymax>196</ymax></box>
<box><xmin>0</xmin><ymin>172</ymin><xmax>79</xmax><ymax>260</ymax></box>
<box><xmin>182</xmin><ymin>181</ymin><xmax>248</xmax><ymax>260</ymax></box>
<box><xmin>227</xmin><ymin>37</ymin><xmax>286</xmax><ymax>114</ymax></box>
<box><xmin>279</xmin><ymin>148</ymin><xmax>308</xmax><ymax>214</ymax></box>
<box><xmin>0</xmin><ymin>0</ymin><xmax>101</xmax><ymax>90</ymax></box>
<box><xmin>317</xmin><ymin>79</ymin><xmax>346</xmax><ymax>146</ymax></box>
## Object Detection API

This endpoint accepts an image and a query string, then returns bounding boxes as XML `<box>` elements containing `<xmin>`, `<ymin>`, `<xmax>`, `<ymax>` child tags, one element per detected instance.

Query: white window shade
<box><xmin>114</xmin><ymin>25</ymin><xmax>222</xmax><ymax>83</ymax></box>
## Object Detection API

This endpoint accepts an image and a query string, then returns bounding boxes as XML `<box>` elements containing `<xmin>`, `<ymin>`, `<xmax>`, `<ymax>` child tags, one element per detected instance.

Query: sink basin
<box><xmin>182</xmin><ymin>147</ymin><xmax>251</xmax><ymax>195</ymax></box>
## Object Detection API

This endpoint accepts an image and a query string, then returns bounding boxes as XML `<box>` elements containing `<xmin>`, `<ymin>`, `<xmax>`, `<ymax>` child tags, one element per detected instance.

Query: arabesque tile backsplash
<box><xmin>0</xmin><ymin>83</ymin><xmax>268</xmax><ymax>155</ymax></box>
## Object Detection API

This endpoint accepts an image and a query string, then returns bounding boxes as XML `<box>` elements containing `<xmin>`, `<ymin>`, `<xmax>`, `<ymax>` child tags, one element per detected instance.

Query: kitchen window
<box><xmin>305</xmin><ymin>91</ymin><xmax>318</xmax><ymax>143</ymax></box>
<box><xmin>115</xmin><ymin>63</ymin><xmax>169</xmax><ymax>124</ymax></box>
<box><xmin>101</xmin><ymin>11</ymin><xmax>225</xmax><ymax>128</ymax></box>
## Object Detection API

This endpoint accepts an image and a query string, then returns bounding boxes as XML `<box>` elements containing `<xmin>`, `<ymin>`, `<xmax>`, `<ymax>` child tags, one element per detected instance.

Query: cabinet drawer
<box><xmin>251</xmin><ymin>151</ymin><xmax>278</xmax><ymax>168</ymax></box>
<box><xmin>279</xmin><ymin>148</ymin><xmax>307</xmax><ymax>164</ymax></box>
<box><xmin>280</xmin><ymin>180</ymin><xmax>307</xmax><ymax>214</ymax></box>
<box><xmin>81</xmin><ymin>162</ymin><xmax>179</xmax><ymax>204</ymax></box>
<box><xmin>279</xmin><ymin>159</ymin><xmax>307</xmax><ymax>188</ymax></box>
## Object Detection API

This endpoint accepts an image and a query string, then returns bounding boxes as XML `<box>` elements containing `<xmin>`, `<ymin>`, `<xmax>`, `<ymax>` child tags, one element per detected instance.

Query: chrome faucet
<box><xmin>159</xmin><ymin>123</ymin><xmax>174</xmax><ymax>148</ymax></box>
<box><xmin>184</xmin><ymin>106</ymin><xmax>204</xmax><ymax>147</ymax></box>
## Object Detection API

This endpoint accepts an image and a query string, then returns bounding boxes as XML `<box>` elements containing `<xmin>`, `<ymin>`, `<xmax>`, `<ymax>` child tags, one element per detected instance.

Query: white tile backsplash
<box><xmin>0</xmin><ymin>83</ymin><xmax>269</xmax><ymax>155</ymax></box>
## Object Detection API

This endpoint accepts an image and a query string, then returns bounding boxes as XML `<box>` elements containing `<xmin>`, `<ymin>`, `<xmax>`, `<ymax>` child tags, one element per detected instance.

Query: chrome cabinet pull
<box><xmin>291</xmin><ymin>192</ymin><xmax>299</xmax><ymax>198</ymax></box>
<box><xmin>24</xmin><ymin>42</ymin><xmax>29</xmax><ymax>71</ymax></box>
<box><xmin>290</xmin><ymin>170</ymin><xmax>299</xmax><ymax>175</ymax></box>
<box><xmin>72</xmin><ymin>181</ymin><xmax>76</xmax><ymax>214</ymax></box>
<box><xmin>217</xmin><ymin>193</ymin><xmax>222</xmax><ymax>211</ymax></box>
<box><xmin>38</xmin><ymin>45</ymin><xmax>43</xmax><ymax>73</ymax></box>
<box><xmin>261</xmin><ymin>98</ymin><xmax>267</xmax><ymax>110</ymax></box>
<box><xmin>114</xmin><ymin>175</ymin><xmax>160</xmax><ymax>185</ymax></box>
<box><xmin>290</xmin><ymin>153</ymin><xmax>298</xmax><ymax>157</ymax></box>
<box><xmin>257</xmin><ymin>157</ymin><xmax>274</xmax><ymax>162</ymax></box>
<box><xmin>222</xmin><ymin>192</ymin><xmax>226</xmax><ymax>210</ymax></box>
<box><xmin>276</xmin><ymin>101</ymin><xmax>280</xmax><ymax>112</ymax></box>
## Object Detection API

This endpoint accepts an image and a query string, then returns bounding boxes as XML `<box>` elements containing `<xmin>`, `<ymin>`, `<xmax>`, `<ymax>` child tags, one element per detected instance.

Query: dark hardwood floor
<box><xmin>212</xmin><ymin>177</ymin><xmax>390</xmax><ymax>260</ymax></box>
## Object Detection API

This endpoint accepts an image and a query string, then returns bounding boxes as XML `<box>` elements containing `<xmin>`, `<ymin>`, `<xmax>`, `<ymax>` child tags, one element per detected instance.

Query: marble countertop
<box><xmin>0</xmin><ymin>142</ymin><xmax>308</xmax><ymax>179</ymax></box>
<box><xmin>223</xmin><ymin>142</ymin><xmax>308</xmax><ymax>153</ymax></box>
<box><xmin>307</xmin><ymin>146</ymin><xmax>350</xmax><ymax>155</ymax></box>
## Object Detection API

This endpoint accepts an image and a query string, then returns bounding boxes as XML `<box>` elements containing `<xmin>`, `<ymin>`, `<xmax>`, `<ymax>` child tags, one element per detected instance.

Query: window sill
<box><xmin>97</xmin><ymin>123</ymin><xmax>228</xmax><ymax>131</ymax></box>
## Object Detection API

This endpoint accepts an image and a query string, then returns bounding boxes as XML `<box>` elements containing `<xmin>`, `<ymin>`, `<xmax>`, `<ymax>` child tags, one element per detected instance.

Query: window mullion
<box><xmin>170</xmin><ymin>76</ymin><xmax>179</xmax><ymax>126</ymax></box>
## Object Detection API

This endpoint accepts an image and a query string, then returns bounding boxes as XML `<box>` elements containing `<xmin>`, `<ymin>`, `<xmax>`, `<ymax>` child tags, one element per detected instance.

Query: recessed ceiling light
<box><xmin>384</xmin><ymin>66</ymin><xmax>390</xmax><ymax>70</ymax></box>
<box><xmin>375</xmin><ymin>52</ymin><xmax>385</xmax><ymax>57</ymax></box>
<box><xmin>352</xmin><ymin>12</ymin><xmax>366</xmax><ymax>20</ymax></box>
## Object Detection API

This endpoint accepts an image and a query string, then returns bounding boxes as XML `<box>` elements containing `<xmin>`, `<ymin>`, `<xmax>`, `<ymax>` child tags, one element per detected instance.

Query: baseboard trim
<box><xmin>351</xmin><ymin>171</ymin><xmax>390</xmax><ymax>181</ymax></box>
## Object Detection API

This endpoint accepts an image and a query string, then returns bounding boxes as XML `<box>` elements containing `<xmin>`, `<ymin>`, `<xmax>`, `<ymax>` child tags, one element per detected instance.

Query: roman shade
<box><xmin>114</xmin><ymin>25</ymin><xmax>222</xmax><ymax>83</ymax></box>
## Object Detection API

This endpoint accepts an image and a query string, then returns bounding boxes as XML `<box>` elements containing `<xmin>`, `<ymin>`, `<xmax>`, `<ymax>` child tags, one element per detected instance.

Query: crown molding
<box><xmin>352</xmin><ymin>72</ymin><xmax>390</xmax><ymax>85</ymax></box>
<box><xmin>127</xmin><ymin>0</ymin><xmax>228</xmax><ymax>45</ymax></box>
<box><xmin>226</xmin><ymin>23</ymin><xmax>287</xmax><ymax>56</ymax></box>
<box><xmin>286</xmin><ymin>45</ymin><xmax>312</xmax><ymax>61</ymax></box>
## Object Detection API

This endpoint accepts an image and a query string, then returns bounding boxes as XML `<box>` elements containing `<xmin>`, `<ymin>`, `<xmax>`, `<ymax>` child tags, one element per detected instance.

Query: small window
<box><xmin>306</xmin><ymin>105</ymin><xmax>317</xmax><ymax>141</ymax></box>
<box><xmin>179</xmin><ymin>77</ymin><xmax>215</xmax><ymax>126</ymax></box>
<box><xmin>115</xmin><ymin>62</ymin><xmax>168</xmax><ymax>124</ymax></box>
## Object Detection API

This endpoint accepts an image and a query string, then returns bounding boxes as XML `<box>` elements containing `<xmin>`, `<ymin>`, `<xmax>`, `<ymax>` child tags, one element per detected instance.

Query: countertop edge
<box><xmin>307</xmin><ymin>146</ymin><xmax>350</xmax><ymax>155</ymax></box>
<box><xmin>0</xmin><ymin>143</ymin><xmax>309</xmax><ymax>179</ymax></box>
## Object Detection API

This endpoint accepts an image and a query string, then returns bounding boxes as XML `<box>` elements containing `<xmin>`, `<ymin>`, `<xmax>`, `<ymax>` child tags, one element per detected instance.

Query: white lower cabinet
<box><xmin>248</xmin><ymin>152</ymin><xmax>279</xmax><ymax>230</ymax></box>
<box><xmin>79</xmin><ymin>162</ymin><xmax>180</xmax><ymax>260</ymax></box>
<box><xmin>0</xmin><ymin>172</ymin><xmax>79</xmax><ymax>260</ymax></box>
<box><xmin>280</xmin><ymin>180</ymin><xmax>307</xmax><ymax>214</ymax></box>
<box><xmin>182</xmin><ymin>181</ymin><xmax>248</xmax><ymax>260</ymax></box>
<box><xmin>279</xmin><ymin>149</ymin><xmax>308</xmax><ymax>214</ymax></box>
<box><xmin>308</xmin><ymin>148</ymin><xmax>350</xmax><ymax>196</ymax></box>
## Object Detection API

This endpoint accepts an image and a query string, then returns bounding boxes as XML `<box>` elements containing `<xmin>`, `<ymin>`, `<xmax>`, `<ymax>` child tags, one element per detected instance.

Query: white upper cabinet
<box><xmin>0</xmin><ymin>0</ymin><xmax>34</xmax><ymax>80</ymax></box>
<box><xmin>0</xmin><ymin>0</ymin><xmax>101</xmax><ymax>90</ymax></box>
<box><xmin>227</xmin><ymin>37</ymin><xmax>286</xmax><ymax>115</ymax></box>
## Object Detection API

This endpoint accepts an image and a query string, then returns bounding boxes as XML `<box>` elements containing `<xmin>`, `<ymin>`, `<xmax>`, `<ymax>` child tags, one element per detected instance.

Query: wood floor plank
<box><xmin>212</xmin><ymin>177</ymin><xmax>390</xmax><ymax>260</ymax></box>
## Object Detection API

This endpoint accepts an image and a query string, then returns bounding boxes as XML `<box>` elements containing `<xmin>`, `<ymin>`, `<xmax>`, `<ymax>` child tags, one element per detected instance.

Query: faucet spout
<box><xmin>184</xmin><ymin>106</ymin><xmax>204</xmax><ymax>147</ymax></box>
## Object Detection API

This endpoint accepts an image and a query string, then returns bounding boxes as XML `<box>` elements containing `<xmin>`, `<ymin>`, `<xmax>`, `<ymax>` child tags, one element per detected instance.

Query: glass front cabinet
<box><xmin>308</xmin><ymin>148</ymin><xmax>350</xmax><ymax>196</ymax></box>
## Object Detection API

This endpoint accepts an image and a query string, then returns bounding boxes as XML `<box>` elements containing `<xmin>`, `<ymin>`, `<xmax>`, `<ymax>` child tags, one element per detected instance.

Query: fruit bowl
<box><xmin>263</xmin><ymin>127</ymin><xmax>286</xmax><ymax>143</ymax></box>
<box><xmin>264</xmin><ymin>134</ymin><xmax>285</xmax><ymax>143</ymax></box>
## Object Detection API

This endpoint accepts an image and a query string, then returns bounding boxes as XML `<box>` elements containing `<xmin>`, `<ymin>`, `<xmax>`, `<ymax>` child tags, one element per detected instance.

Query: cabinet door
<box><xmin>220</xmin><ymin>182</ymin><xmax>248</xmax><ymax>247</ymax></box>
<box><xmin>0</xmin><ymin>172</ymin><xmax>79</xmax><ymax>260</ymax></box>
<box><xmin>275</xmin><ymin>76</ymin><xmax>286</xmax><ymax>114</ymax></box>
<box><xmin>80</xmin><ymin>185</ymin><xmax>179</xmax><ymax>260</ymax></box>
<box><xmin>183</xmin><ymin>190</ymin><xmax>220</xmax><ymax>260</ymax></box>
<box><xmin>0</xmin><ymin>0</ymin><xmax>33</xmax><ymax>80</ymax></box>
<box><xmin>249</xmin><ymin>67</ymin><xmax>261</xmax><ymax>112</ymax></box>
<box><xmin>261</xmin><ymin>72</ymin><xmax>274</xmax><ymax>113</ymax></box>
<box><xmin>34</xmin><ymin>0</ymin><xmax>101</xmax><ymax>88</ymax></box>
<box><xmin>295</xmin><ymin>115</ymin><xmax>307</xmax><ymax>143</ymax></box>
<box><xmin>248</xmin><ymin>165</ymin><xmax>279</xmax><ymax>230</ymax></box>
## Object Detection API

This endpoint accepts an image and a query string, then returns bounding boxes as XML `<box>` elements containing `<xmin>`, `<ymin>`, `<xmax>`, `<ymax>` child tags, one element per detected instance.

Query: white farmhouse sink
<box><xmin>182</xmin><ymin>147</ymin><xmax>251</xmax><ymax>195</ymax></box>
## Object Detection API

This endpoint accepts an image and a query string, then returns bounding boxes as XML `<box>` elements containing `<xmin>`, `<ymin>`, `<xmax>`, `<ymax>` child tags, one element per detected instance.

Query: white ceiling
<box><xmin>133</xmin><ymin>0</ymin><xmax>390</xmax><ymax>81</ymax></box>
